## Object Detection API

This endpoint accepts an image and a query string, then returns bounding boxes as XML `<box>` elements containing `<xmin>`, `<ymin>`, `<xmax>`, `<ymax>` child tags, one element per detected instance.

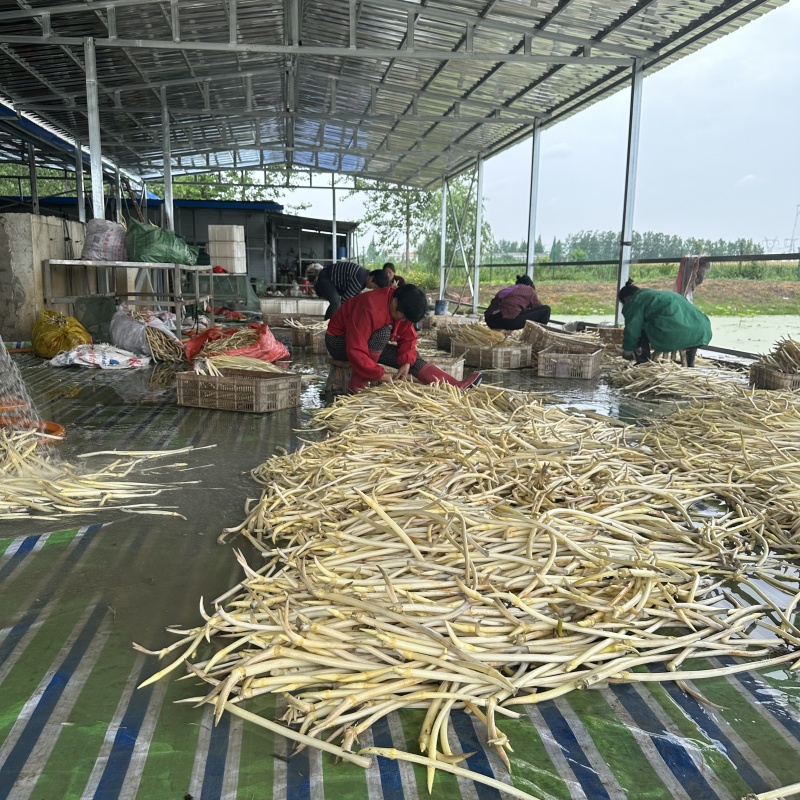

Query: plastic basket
<box><xmin>451</xmin><ymin>341</ymin><xmax>532</xmax><ymax>369</ymax></box>
<box><xmin>423</xmin><ymin>314</ymin><xmax>477</xmax><ymax>331</ymax></box>
<box><xmin>291</xmin><ymin>327</ymin><xmax>328</xmax><ymax>351</ymax></box>
<box><xmin>264</xmin><ymin>312</ymin><xmax>316</xmax><ymax>327</ymax></box>
<box><xmin>520</xmin><ymin>321</ymin><xmax>600</xmax><ymax>354</ymax></box>
<box><xmin>310</xmin><ymin>329</ymin><xmax>328</xmax><ymax>354</ymax></box>
<box><xmin>260</xmin><ymin>298</ymin><xmax>299</xmax><ymax>315</ymax></box>
<box><xmin>749</xmin><ymin>363</ymin><xmax>800</xmax><ymax>390</ymax></box>
<box><xmin>537</xmin><ymin>347</ymin><xmax>602</xmax><ymax>379</ymax></box>
<box><xmin>296</xmin><ymin>298</ymin><xmax>329</xmax><ymax>316</ymax></box>
<box><xmin>176</xmin><ymin>368</ymin><xmax>302</xmax><ymax>412</ymax></box>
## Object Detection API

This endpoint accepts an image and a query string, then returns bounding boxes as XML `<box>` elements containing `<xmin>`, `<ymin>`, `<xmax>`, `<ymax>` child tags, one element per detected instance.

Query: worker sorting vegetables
<box><xmin>618</xmin><ymin>280</ymin><xmax>712</xmax><ymax>367</ymax></box>
<box><xmin>325</xmin><ymin>284</ymin><xmax>484</xmax><ymax>393</ymax></box>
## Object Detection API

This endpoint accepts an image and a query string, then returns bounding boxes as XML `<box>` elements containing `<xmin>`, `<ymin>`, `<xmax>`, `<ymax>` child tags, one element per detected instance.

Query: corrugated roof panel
<box><xmin>0</xmin><ymin>0</ymin><xmax>789</xmax><ymax>187</ymax></box>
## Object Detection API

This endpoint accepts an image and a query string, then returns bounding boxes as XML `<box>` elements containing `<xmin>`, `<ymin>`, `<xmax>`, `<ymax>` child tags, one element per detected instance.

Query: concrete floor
<box><xmin>1</xmin><ymin>347</ymin><xmax>798</xmax><ymax>800</ymax></box>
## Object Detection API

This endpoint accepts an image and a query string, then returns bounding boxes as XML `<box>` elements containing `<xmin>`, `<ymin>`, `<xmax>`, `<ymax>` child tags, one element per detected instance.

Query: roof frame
<box><xmin>0</xmin><ymin>0</ymin><xmax>787</xmax><ymax>188</ymax></box>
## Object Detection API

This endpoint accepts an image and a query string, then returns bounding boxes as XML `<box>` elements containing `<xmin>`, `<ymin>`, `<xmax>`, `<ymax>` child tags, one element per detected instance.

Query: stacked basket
<box><xmin>520</xmin><ymin>321</ymin><xmax>602</xmax><ymax>379</ymax></box>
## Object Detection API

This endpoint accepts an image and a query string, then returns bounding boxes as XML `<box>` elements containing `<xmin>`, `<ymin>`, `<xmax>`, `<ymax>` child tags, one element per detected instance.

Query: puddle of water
<box><xmin>562</xmin><ymin>314</ymin><xmax>800</xmax><ymax>354</ymax></box>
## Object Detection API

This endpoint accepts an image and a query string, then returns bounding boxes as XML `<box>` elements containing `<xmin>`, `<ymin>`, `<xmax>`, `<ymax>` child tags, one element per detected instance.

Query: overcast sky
<box><xmin>288</xmin><ymin>0</ymin><xmax>800</xmax><ymax>252</ymax></box>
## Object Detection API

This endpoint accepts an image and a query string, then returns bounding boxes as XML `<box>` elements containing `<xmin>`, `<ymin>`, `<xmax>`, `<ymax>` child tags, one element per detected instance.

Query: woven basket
<box><xmin>589</xmin><ymin>326</ymin><xmax>625</xmax><ymax>347</ymax></box>
<box><xmin>537</xmin><ymin>348</ymin><xmax>602</xmax><ymax>379</ymax></box>
<box><xmin>749</xmin><ymin>363</ymin><xmax>800</xmax><ymax>390</ymax></box>
<box><xmin>451</xmin><ymin>341</ymin><xmax>532</xmax><ymax>369</ymax></box>
<box><xmin>520</xmin><ymin>321</ymin><xmax>600</xmax><ymax>354</ymax></box>
<box><xmin>177</xmin><ymin>368</ymin><xmax>301</xmax><ymax>412</ymax></box>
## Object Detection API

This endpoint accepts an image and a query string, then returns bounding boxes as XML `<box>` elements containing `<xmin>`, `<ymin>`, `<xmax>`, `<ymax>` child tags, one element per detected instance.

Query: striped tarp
<box><xmin>1</xmin><ymin>524</ymin><xmax>799</xmax><ymax>800</ymax></box>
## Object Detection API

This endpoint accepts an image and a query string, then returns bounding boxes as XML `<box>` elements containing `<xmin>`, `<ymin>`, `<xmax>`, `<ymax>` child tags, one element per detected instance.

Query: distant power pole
<box><xmin>787</xmin><ymin>204</ymin><xmax>800</xmax><ymax>253</ymax></box>
<box><xmin>762</xmin><ymin>237</ymin><xmax>780</xmax><ymax>253</ymax></box>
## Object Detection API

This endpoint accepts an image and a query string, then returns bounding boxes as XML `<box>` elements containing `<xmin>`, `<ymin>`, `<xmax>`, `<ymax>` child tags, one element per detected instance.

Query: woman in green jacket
<box><xmin>618</xmin><ymin>281</ymin><xmax>712</xmax><ymax>367</ymax></box>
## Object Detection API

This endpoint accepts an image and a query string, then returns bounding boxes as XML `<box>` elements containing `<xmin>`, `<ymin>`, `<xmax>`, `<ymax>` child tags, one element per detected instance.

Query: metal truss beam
<box><xmin>0</xmin><ymin>35</ymin><xmax>632</xmax><ymax>65</ymax></box>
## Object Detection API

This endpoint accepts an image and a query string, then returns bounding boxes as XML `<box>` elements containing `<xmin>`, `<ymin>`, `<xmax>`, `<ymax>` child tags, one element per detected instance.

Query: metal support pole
<box><xmin>331</xmin><ymin>181</ymin><xmax>338</xmax><ymax>262</ymax></box>
<box><xmin>438</xmin><ymin>176</ymin><xmax>447</xmax><ymax>301</ymax></box>
<box><xmin>525</xmin><ymin>119</ymin><xmax>542</xmax><ymax>279</ymax></box>
<box><xmin>162</xmin><ymin>86</ymin><xmax>174</xmax><ymax>231</ymax></box>
<box><xmin>84</xmin><ymin>38</ymin><xmax>105</xmax><ymax>220</ymax></box>
<box><xmin>471</xmin><ymin>154</ymin><xmax>484</xmax><ymax>316</ymax></box>
<box><xmin>74</xmin><ymin>142</ymin><xmax>86</xmax><ymax>223</ymax></box>
<box><xmin>27</xmin><ymin>143</ymin><xmax>39</xmax><ymax>215</ymax></box>
<box><xmin>615</xmin><ymin>58</ymin><xmax>644</xmax><ymax>326</ymax></box>
<box><xmin>115</xmin><ymin>166</ymin><xmax>123</xmax><ymax>223</ymax></box>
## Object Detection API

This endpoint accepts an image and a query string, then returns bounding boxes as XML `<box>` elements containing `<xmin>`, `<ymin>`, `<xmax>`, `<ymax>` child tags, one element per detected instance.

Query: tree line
<box><xmin>0</xmin><ymin>164</ymin><xmax>768</xmax><ymax>269</ymax></box>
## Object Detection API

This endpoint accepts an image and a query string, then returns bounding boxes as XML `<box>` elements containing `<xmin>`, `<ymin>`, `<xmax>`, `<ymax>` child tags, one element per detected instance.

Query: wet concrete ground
<box><xmin>2</xmin><ymin>345</ymin><xmax>797</xmax><ymax>800</ymax></box>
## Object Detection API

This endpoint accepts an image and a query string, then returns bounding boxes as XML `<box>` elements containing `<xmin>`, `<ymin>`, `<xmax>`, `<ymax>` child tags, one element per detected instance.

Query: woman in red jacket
<box><xmin>326</xmin><ymin>284</ymin><xmax>483</xmax><ymax>393</ymax></box>
<box><xmin>484</xmin><ymin>275</ymin><xmax>550</xmax><ymax>330</ymax></box>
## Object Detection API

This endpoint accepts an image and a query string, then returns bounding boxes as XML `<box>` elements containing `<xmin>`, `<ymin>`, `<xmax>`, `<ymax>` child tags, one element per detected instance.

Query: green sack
<box><xmin>124</xmin><ymin>220</ymin><xmax>199</xmax><ymax>265</ymax></box>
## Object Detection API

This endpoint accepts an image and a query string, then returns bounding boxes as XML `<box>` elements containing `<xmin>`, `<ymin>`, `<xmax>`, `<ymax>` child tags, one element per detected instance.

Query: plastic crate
<box><xmin>264</xmin><ymin>312</ymin><xmax>303</xmax><ymax>327</ymax></box>
<box><xmin>422</xmin><ymin>354</ymin><xmax>464</xmax><ymax>381</ymax></box>
<box><xmin>749</xmin><ymin>363</ymin><xmax>800</xmax><ymax>390</ymax></box>
<box><xmin>520</xmin><ymin>321</ymin><xmax>600</xmax><ymax>354</ymax></box>
<box><xmin>260</xmin><ymin>298</ymin><xmax>299</xmax><ymax>315</ymax></box>
<box><xmin>386</xmin><ymin>353</ymin><xmax>465</xmax><ymax>381</ymax></box>
<box><xmin>208</xmin><ymin>224</ymin><xmax>245</xmax><ymax>242</ymax></box>
<box><xmin>291</xmin><ymin>327</ymin><xmax>314</xmax><ymax>347</ymax></box>
<box><xmin>296</xmin><ymin>298</ymin><xmax>329</xmax><ymax>316</ymax></box>
<box><xmin>423</xmin><ymin>313</ymin><xmax>477</xmax><ymax>331</ymax></box>
<box><xmin>176</xmin><ymin>368</ymin><xmax>301</xmax><ymax>412</ymax></box>
<box><xmin>310</xmin><ymin>329</ymin><xmax>328</xmax><ymax>354</ymax></box>
<box><xmin>537</xmin><ymin>347</ymin><xmax>602</xmax><ymax>379</ymax></box>
<box><xmin>451</xmin><ymin>341</ymin><xmax>532</xmax><ymax>369</ymax></box>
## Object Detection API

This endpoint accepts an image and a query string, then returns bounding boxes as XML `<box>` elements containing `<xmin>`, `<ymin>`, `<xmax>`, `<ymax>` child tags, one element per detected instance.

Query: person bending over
<box><xmin>484</xmin><ymin>275</ymin><xmax>551</xmax><ymax>330</ymax></box>
<box><xmin>618</xmin><ymin>280</ymin><xmax>712</xmax><ymax>367</ymax></box>
<box><xmin>315</xmin><ymin>261</ymin><xmax>388</xmax><ymax>319</ymax></box>
<box><xmin>326</xmin><ymin>284</ymin><xmax>483</xmax><ymax>393</ymax></box>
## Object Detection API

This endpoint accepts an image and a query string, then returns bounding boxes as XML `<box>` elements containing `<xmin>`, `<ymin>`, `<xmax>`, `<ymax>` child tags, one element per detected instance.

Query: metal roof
<box><xmin>0</xmin><ymin>0</ymin><xmax>788</xmax><ymax>190</ymax></box>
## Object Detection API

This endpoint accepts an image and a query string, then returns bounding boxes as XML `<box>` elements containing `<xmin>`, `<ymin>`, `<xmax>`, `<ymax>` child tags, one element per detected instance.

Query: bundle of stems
<box><xmin>141</xmin><ymin>383</ymin><xmax>799</xmax><ymax>797</ymax></box>
<box><xmin>0</xmin><ymin>429</ymin><xmax>202</xmax><ymax>519</ymax></box>
<box><xmin>193</xmin><ymin>356</ymin><xmax>288</xmax><ymax>376</ymax></box>
<box><xmin>755</xmin><ymin>337</ymin><xmax>800</xmax><ymax>374</ymax></box>
<box><xmin>606</xmin><ymin>360</ymin><xmax>746</xmax><ymax>399</ymax></box>
<box><xmin>450</xmin><ymin>324</ymin><xmax>516</xmax><ymax>347</ymax></box>
<box><xmin>145</xmin><ymin>326</ymin><xmax>184</xmax><ymax>363</ymax></box>
<box><xmin>199</xmin><ymin>328</ymin><xmax>260</xmax><ymax>358</ymax></box>
<box><xmin>284</xmin><ymin>319</ymin><xmax>328</xmax><ymax>332</ymax></box>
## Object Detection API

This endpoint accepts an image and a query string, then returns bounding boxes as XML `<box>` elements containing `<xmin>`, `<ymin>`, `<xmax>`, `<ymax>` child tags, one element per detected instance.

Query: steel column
<box><xmin>525</xmin><ymin>119</ymin><xmax>542</xmax><ymax>279</ymax></box>
<box><xmin>438</xmin><ymin>176</ymin><xmax>447</xmax><ymax>301</ymax></box>
<box><xmin>84</xmin><ymin>37</ymin><xmax>105</xmax><ymax>219</ymax></box>
<box><xmin>471</xmin><ymin>154</ymin><xmax>484</xmax><ymax>315</ymax></box>
<box><xmin>74</xmin><ymin>141</ymin><xmax>86</xmax><ymax>223</ymax></box>
<box><xmin>616</xmin><ymin>58</ymin><xmax>644</xmax><ymax>325</ymax></box>
<box><xmin>27</xmin><ymin>143</ymin><xmax>39</xmax><ymax>215</ymax></box>
<box><xmin>331</xmin><ymin>181</ymin><xmax>338</xmax><ymax>262</ymax></box>
<box><xmin>162</xmin><ymin>86</ymin><xmax>174</xmax><ymax>231</ymax></box>
<box><xmin>115</xmin><ymin>165</ymin><xmax>123</xmax><ymax>222</ymax></box>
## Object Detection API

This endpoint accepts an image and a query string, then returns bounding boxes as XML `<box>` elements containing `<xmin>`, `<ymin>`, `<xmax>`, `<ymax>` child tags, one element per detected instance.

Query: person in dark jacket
<box><xmin>618</xmin><ymin>280</ymin><xmax>712</xmax><ymax>367</ymax></box>
<box><xmin>326</xmin><ymin>284</ymin><xmax>483</xmax><ymax>393</ymax></box>
<box><xmin>383</xmin><ymin>262</ymin><xmax>406</xmax><ymax>287</ymax></box>
<box><xmin>315</xmin><ymin>261</ymin><xmax>388</xmax><ymax>319</ymax></box>
<box><xmin>484</xmin><ymin>275</ymin><xmax>551</xmax><ymax>330</ymax></box>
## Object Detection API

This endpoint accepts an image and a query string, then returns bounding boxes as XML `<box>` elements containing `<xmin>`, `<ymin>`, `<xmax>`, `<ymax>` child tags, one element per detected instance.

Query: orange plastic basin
<box><xmin>0</xmin><ymin>416</ymin><xmax>66</xmax><ymax>444</ymax></box>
